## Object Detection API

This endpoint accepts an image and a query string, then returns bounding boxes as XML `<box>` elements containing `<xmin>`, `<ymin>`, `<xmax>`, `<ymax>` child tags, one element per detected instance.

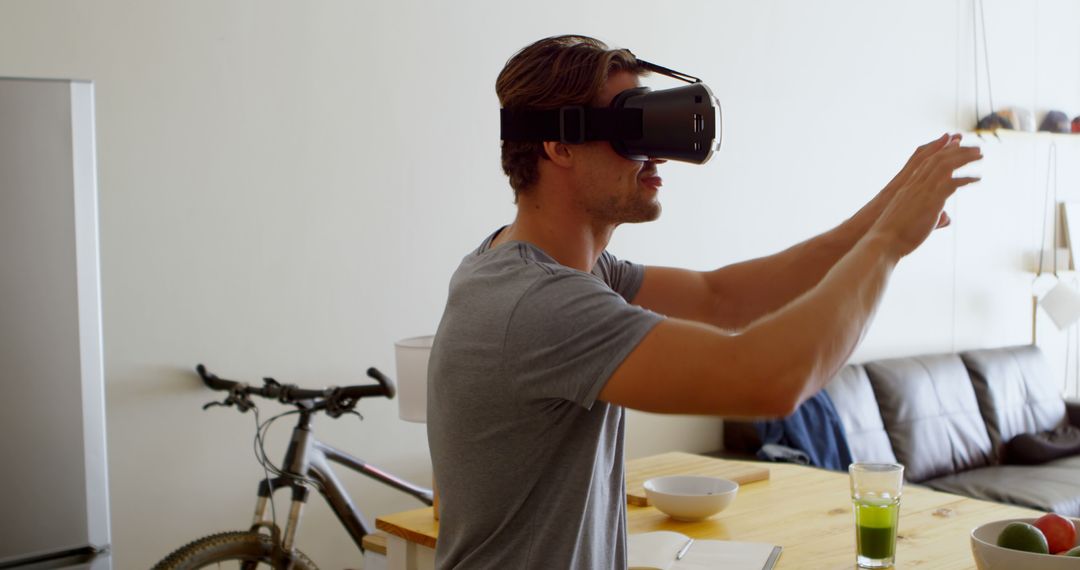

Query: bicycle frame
<box><xmin>251</xmin><ymin>409</ymin><xmax>433</xmax><ymax>557</ymax></box>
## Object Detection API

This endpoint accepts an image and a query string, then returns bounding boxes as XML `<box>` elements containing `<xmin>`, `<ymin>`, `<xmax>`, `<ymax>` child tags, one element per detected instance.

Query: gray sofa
<box><xmin>724</xmin><ymin>345</ymin><xmax>1080</xmax><ymax>516</ymax></box>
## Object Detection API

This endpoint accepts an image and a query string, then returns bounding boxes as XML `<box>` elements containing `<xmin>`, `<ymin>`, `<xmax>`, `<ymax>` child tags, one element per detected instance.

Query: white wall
<box><xmin>3</xmin><ymin>1</ymin><xmax>1080</xmax><ymax>568</ymax></box>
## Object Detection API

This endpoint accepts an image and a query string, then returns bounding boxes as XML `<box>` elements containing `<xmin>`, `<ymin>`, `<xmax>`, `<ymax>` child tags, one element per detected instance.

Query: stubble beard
<box><xmin>584</xmin><ymin>186</ymin><xmax>662</xmax><ymax>225</ymax></box>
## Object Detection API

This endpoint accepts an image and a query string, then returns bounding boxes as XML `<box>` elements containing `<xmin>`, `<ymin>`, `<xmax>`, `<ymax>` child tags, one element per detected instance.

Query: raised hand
<box><xmin>870</xmin><ymin>133</ymin><xmax>982</xmax><ymax>259</ymax></box>
<box><xmin>882</xmin><ymin>133</ymin><xmax>953</xmax><ymax>197</ymax></box>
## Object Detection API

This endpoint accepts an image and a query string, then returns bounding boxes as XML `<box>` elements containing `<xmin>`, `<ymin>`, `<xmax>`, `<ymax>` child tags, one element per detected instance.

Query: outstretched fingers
<box><xmin>892</xmin><ymin>134</ymin><xmax>952</xmax><ymax>187</ymax></box>
<box><xmin>950</xmin><ymin>176</ymin><xmax>981</xmax><ymax>189</ymax></box>
<box><xmin>912</xmin><ymin>144</ymin><xmax>982</xmax><ymax>188</ymax></box>
<box><xmin>912</xmin><ymin>133</ymin><xmax>951</xmax><ymax>160</ymax></box>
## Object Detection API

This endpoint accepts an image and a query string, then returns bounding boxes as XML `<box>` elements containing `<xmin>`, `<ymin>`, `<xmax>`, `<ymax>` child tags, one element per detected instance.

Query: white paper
<box><xmin>628</xmin><ymin>531</ymin><xmax>688</xmax><ymax>570</ymax></box>
<box><xmin>629</xmin><ymin>531</ymin><xmax>779</xmax><ymax>570</ymax></box>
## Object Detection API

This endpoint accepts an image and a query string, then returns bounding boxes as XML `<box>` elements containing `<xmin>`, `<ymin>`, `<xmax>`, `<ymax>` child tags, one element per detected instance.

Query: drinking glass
<box><xmin>849</xmin><ymin>463</ymin><xmax>904</xmax><ymax>569</ymax></box>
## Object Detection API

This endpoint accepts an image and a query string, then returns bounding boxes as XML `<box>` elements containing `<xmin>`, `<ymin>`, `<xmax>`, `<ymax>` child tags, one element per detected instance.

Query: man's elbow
<box><xmin>756</xmin><ymin>390</ymin><xmax>801</xmax><ymax>418</ymax></box>
<box><xmin>771</xmin><ymin>398</ymin><xmax>799</xmax><ymax>418</ymax></box>
<box><xmin>752</xmin><ymin>365</ymin><xmax>817</xmax><ymax>418</ymax></box>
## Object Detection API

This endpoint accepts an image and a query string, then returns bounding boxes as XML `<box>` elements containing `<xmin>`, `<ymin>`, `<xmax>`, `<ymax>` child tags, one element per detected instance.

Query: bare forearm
<box><xmin>693</xmin><ymin>136</ymin><xmax>952</xmax><ymax>330</ymax></box>
<box><xmin>716</xmin><ymin>136</ymin><xmax>978</xmax><ymax>414</ymax></box>
<box><xmin>703</xmin><ymin>192</ymin><xmax>889</xmax><ymax>329</ymax></box>
<box><xmin>609</xmin><ymin>232</ymin><xmax>899</xmax><ymax>418</ymax></box>
<box><xmin>738</xmin><ymin>232</ymin><xmax>897</xmax><ymax>411</ymax></box>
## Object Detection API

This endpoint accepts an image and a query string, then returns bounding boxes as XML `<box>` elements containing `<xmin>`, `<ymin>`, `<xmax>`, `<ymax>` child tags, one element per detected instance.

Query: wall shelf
<box><xmin>971</xmin><ymin>129</ymin><xmax>1080</xmax><ymax>142</ymax></box>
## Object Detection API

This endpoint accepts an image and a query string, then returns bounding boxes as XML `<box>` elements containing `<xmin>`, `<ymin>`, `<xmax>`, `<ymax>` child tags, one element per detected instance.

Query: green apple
<box><xmin>997</xmin><ymin>522</ymin><xmax>1050</xmax><ymax>554</ymax></box>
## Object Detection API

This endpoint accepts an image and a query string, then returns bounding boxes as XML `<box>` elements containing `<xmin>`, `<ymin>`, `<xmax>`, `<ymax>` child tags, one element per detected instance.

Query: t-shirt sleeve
<box><xmin>502</xmin><ymin>270</ymin><xmax>664</xmax><ymax>408</ymax></box>
<box><xmin>593</xmin><ymin>250</ymin><xmax>646</xmax><ymax>302</ymax></box>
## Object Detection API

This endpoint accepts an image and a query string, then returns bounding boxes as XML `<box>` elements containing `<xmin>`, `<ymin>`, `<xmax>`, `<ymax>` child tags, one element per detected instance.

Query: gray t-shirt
<box><xmin>427</xmin><ymin>230</ymin><xmax>664</xmax><ymax>570</ymax></box>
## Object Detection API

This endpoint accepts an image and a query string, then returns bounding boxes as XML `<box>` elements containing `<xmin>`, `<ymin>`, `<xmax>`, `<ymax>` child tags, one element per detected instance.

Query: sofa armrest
<box><xmin>1067</xmin><ymin>399</ymin><xmax>1080</xmax><ymax>428</ymax></box>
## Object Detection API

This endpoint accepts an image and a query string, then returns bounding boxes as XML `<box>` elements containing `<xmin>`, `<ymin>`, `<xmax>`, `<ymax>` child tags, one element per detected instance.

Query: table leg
<box><xmin>386</xmin><ymin>535</ymin><xmax>435</xmax><ymax>570</ymax></box>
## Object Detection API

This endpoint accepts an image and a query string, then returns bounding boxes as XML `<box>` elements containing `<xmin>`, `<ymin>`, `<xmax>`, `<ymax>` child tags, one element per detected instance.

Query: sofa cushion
<box><xmin>823</xmin><ymin>364</ymin><xmax>898</xmax><ymax>465</ymax></box>
<box><xmin>865</xmin><ymin>354</ymin><xmax>993</xmax><ymax>483</ymax></box>
<box><xmin>924</xmin><ymin>454</ymin><xmax>1080</xmax><ymax>516</ymax></box>
<box><xmin>961</xmin><ymin>345</ymin><xmax>1067</xmax><ymax>461</ymax></box>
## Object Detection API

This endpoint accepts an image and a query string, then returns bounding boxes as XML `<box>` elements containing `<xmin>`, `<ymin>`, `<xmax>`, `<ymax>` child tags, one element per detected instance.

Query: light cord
<box><xmin>1037</xmin><ymin>143</ymin><xmax>1059</xmax><ymax>277</ymax></box>
<box><xmin>972</xmin><ymin>0</ymin><xmax>982</xmax><ymax>122</ymax></box>
<box><xmin>978</xmin><ymin>0</ymin><xmax>996</xmax><ymax>113</ymax></box>
<box><xmin>971</xmin><ymin>0</ymin><xmax>998</xmax><ymax>122</ymax></box>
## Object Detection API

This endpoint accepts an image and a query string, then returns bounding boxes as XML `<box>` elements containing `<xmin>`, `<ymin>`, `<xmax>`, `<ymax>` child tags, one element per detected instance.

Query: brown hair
<box><xmin>496</xmin><ymin>35</ymin><xmax>641</xmax><ymax>200</ymax></box>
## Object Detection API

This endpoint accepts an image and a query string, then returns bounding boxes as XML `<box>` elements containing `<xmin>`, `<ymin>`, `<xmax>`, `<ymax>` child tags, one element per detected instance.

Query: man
<box><xmin>426</xmin><ymin>35</ymin><xmax>981</xmax><ymax>569</ymax></box>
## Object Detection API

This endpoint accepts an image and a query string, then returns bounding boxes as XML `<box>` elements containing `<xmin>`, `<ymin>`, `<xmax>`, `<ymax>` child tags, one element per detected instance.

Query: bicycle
<box><xmin>153</xmin><ymin>364</ymin><xmax>434</xmax><ymax>569</ymax></box>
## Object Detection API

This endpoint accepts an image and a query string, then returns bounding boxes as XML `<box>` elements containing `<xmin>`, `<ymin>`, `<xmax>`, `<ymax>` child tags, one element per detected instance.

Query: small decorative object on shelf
<box><xmin>999</xmin><ymin>109</ymin><xmax>1019</xmax><ymax>130</ymax></box>
<box><xmin>1040</xmin><ymin>110</ymin><xmax>1071</xmax><ymax>134</ymax></box>
<box><xmin>1072</xmin><ymin>116</ymin><xmax>1080</xmax><ymax>134</ymax></box>
<box><xmin>1010</xmin><ymin>107</ymin><xmax>1037</xmax><ymax>132</ymax></box>
<box><xmin>977</xmin><ymin>111</ymin><xmax>1013</xmax><ymax>131</ymax></box>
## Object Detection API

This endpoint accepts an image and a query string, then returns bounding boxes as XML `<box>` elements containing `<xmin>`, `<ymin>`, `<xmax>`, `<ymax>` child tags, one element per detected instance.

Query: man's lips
<box><xmin>640</xmin><ymin>174</ymin><xmax>663</xmax><ymax>188</ymax></box>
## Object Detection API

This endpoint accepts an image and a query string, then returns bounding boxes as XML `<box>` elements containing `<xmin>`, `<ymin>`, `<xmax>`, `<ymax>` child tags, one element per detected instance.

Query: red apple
<box><xmin>1033</xmin><ymin>513</ymin><xmax>1077</xmax><ymax>554</ymax></box>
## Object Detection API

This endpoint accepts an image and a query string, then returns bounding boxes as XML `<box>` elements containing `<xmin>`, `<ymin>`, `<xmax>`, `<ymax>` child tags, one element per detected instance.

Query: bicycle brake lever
<box><xmin>202</xmin><ymin>401</ymin><xmax>227</xmax><ymax>411</ymax></box>
<box><xmin>324</xmin><ymin>388</ymin><xmax>359</xmax><ymax>419</ymax></box>
<box><xmin>228</xmin><ymin>384</ymin><xmax>255</xmax><ymax>413</ymax></box>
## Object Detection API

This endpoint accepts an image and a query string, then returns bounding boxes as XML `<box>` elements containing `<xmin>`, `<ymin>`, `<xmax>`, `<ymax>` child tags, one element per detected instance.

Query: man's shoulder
<box><xmin>448</xmin><ymin>244</ymin><xmax>614</xmax><ymax>317</ymax></box>
<box><xmin>455</xmin><ymin>241</ymin><xmax>591</xmax><ymax>287</ymax></box>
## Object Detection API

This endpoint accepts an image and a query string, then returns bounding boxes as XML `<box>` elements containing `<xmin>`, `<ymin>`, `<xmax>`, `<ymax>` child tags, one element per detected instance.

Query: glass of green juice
<box><xmin>849</xmin><ymin>463</ymin><xmax>904</xmax><ymax>569</ymax></box>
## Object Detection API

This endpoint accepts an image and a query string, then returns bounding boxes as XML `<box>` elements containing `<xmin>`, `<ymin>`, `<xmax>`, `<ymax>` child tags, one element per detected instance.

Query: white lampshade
<box><xmin>394</xmin><ymin>335</ymin><xmax>434</xmax><ymax>423</ymax></box>
<box><xmin>1039</xmin><ymin>281</ymin><xmax>1080</xmax><ymax>330</ymax></box>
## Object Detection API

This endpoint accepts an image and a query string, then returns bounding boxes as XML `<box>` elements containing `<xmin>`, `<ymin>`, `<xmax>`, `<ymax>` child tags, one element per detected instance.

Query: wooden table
<box><xmin>376</xmin><ymin>455</ymin><xmax>1041</xmax><ymax>569</ymax></box>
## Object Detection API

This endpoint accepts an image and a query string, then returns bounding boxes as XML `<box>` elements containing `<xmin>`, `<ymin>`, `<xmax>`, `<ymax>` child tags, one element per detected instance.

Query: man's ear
<box><xmin>542</xmin><ymin>141</ymin><xmax>574</xmax><ymax>168</ymax></box>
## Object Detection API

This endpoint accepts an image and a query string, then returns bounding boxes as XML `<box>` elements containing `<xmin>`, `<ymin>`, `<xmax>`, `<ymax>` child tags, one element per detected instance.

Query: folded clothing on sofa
<box><xmin>754</xmin><ymin>390</ymin><xmax>853</xmax><ymax>471</ymax></box>
<box><xmin>1004</xmin><ymin>424</ymin><xmax>1080</xmax><ymax>465</ymax></box>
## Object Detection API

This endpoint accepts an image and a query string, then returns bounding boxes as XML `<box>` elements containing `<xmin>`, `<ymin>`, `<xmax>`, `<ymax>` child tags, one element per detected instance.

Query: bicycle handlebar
<box><xmin>196</xmin><ymin>364</ymin><xmax>396</xmax><ymax>416</ymax></box>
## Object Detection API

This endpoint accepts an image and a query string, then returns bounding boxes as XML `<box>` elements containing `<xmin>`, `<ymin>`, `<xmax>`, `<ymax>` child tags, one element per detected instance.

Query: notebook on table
<box><xmin>628</xmin><ymin>531</ymin><xmax>782</xmax><ymax>570</ymax></box>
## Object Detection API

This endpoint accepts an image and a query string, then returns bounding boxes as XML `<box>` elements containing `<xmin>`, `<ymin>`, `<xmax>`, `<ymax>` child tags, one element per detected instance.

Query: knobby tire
<box><xmin>152</xmin><ymin>531</ymin><xmax>318</xmax><ymax>570</ymax></box>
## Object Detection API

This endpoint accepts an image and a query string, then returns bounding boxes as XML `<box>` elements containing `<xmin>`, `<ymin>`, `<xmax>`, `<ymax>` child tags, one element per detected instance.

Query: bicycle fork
<box><xmin>249</xmin><ymin>421</ymin><xmax>318</xmax><ymax>568</ymax></box>
<box><xmin>251</xmin><ymin>484</ymin><xmax>309</xmax><ymax>549</ymax></box>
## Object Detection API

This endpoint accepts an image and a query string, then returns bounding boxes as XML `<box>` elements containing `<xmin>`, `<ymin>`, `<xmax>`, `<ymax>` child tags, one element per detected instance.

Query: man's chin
<box><xmin>586</xmin><ymin>195</ymin><xmax>661</xmax><ymax>224</ymax></box>
<box><xmin>624</xmin><ymin>202</ymin><xmax>661</xmax><ymax>224</ymax></box>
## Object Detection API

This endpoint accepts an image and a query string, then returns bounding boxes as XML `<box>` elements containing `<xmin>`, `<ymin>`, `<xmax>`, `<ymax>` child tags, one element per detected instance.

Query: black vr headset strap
<box><xmin>633</xmin><ymin>57</ymin><xmax>701</xmax><ymax>84</ymax></box>
<box><xmin>500</xmin><ymin>107</ymin><xmax>643</xmax><ymax>144</ymax></box>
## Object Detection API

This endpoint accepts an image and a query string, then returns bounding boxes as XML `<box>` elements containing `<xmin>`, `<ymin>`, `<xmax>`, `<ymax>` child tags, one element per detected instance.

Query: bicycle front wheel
<box><xmin>152</xmin><ymin>531</ymin><xmax>319</xmax><ymax>570</ymax></box>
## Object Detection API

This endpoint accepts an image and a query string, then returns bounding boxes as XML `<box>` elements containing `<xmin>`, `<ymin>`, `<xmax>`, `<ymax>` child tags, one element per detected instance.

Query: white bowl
<box><xmin>971</xmin><ymin>517</ymin><xmax>1080</xmax><ymax>570</ymax></box>
<box><xmin>643</xmin><ymin>475</ymin><xmax>738</xmax><ymax>522</ymax></box>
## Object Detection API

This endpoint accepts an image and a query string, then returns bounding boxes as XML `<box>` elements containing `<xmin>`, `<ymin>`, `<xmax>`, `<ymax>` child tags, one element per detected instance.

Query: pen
<box><xmin>675</xmin><ymin>537</ymin><xmax>694</xmax><ymax>561</ymax></box>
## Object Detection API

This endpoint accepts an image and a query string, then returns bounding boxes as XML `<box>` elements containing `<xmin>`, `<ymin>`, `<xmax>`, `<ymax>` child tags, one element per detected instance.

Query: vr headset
<box><xmin>500</xmin><ymin>57</ymin><xmax>721</xmax><ymax>164</ymax></box>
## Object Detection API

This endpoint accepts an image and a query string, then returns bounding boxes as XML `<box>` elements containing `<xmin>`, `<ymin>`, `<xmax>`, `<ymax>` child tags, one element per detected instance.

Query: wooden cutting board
<box><xmin>625</xmin><ymin>451</ymin><xmax>770</xmax><ymax>507</ymax></box>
